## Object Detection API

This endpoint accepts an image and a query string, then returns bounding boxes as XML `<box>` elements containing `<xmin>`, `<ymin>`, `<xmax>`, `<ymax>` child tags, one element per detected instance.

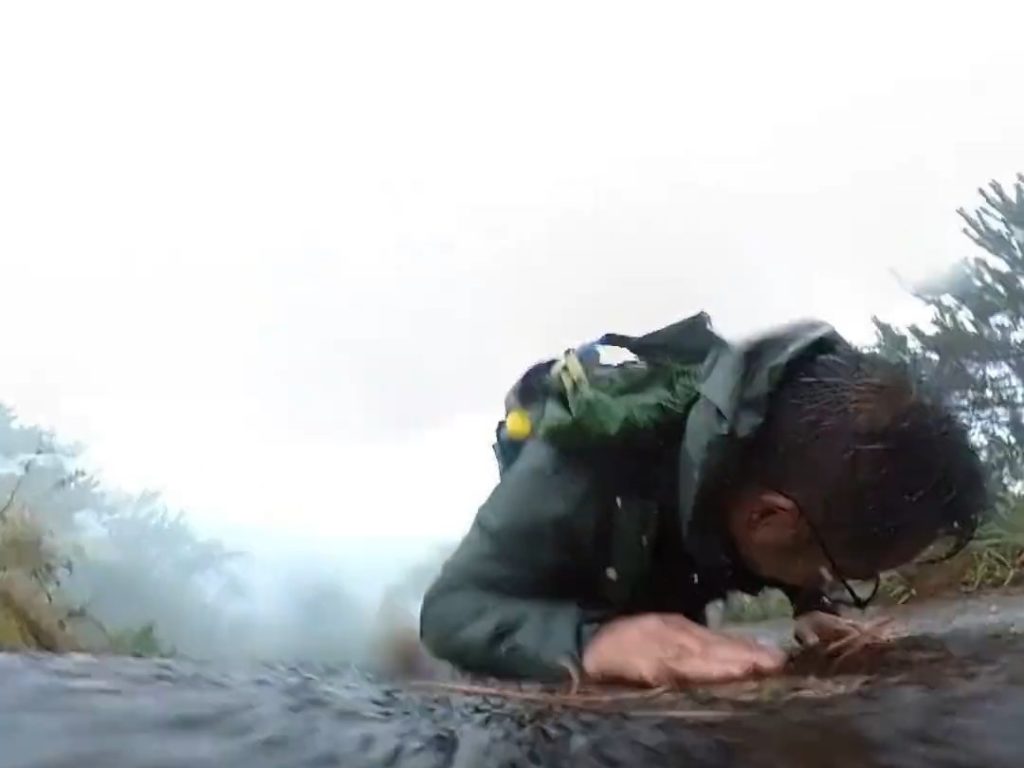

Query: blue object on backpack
<box><xmin>575</xmin><ymin>341</ymin><xmax>601</xmax><ymax>367</ymax></box>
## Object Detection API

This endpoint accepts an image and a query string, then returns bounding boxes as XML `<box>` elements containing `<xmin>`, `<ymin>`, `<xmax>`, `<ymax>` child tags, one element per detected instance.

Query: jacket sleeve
<box><xmin>419</xmin><ymin>438</ymin><xmax>610</xmax><ymax>682</ymax></box>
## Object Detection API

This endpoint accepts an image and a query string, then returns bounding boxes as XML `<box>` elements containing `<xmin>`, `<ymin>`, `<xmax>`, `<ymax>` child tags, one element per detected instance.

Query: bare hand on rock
<box><xmin>794</xmin><ymin>611</ymin><xmax>896</xmax><ymax>660</ymax></box>
<box><xmin>582</xmin><ymin>613</ymin><xmax>786</xmax><ymax>688</ymax></box>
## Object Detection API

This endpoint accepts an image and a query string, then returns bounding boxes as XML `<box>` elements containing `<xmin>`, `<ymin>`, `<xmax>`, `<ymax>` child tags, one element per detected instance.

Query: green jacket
<box><xmin>419</xmin><ymin>313</ymin><xmax>846</xmax><ymax>681</ymax></box>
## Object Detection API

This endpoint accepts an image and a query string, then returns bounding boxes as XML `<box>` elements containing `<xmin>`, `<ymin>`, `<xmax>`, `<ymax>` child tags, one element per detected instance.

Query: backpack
<box><xmin>492</xmin><ymin>312</ymin><xmax>723</xmax><ymax>476</ymax></box>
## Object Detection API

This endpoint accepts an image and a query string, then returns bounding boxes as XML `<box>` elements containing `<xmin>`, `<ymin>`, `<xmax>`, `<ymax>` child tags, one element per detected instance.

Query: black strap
<box><xmin>598</xmin><ymin>311</ymin><xmax>721</xmax><ymax>364</ymax></box>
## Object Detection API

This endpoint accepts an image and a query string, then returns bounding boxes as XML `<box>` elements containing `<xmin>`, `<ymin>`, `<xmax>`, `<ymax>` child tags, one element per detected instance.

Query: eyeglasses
<box><xmin>801</xmin><ymin>512</ymin><xmax>880</xmax><ymax>610</ymax></box>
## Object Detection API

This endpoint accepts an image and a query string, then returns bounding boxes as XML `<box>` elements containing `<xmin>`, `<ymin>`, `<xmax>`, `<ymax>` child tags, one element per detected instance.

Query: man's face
<box><xmin>728</xmin><ymin>489</ymin><xmax>947</xmax><ymax>604</ymax></box>
<box><xmin>726</xmin><ymin>490</ymin><xmax>829</xmax><ymax>590</ymax></box>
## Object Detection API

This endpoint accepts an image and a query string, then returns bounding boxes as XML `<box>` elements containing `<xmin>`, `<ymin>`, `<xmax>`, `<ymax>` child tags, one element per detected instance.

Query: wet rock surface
<box><xmin>3</xmin><ymin>592</ymin><xmax>1024</xmax><ymax>768</ymax></box>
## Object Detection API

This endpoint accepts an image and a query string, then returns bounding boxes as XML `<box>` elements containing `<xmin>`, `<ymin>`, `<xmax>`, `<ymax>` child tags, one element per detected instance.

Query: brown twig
<box><xmin>824</xmin><ymin>617</ymin><xmax>900</xmax><ymax>669</ymax></box>
<box><xmin>0</xmin><ymin>466</ymin><xmax>29</xmax><ymax>523</ymax></box>
<box><xmin>627</xmin><ymin>708</ymin><xmax>735</xmax><ymax>721</ymax></box>
<box><xmin>409</xmin><ymin>680</ymin><xmax>675</xmax><ymax>709</ymax></box>
<box><xmin>823</xmin><ymin>618</ymin><xmax>895</xmax><ymax>655</ymax></box>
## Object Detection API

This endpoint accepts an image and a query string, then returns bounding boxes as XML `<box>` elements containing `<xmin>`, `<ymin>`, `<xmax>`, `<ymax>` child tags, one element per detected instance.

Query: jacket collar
<box><xmin>676</xmin><ymin>319</ymin><xmax>846</xmax><ymax>574</ymax></box>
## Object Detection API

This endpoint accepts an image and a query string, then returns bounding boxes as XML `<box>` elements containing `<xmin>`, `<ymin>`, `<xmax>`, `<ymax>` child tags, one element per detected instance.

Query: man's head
<box><xmin>725</xmin><ymin>342</ymin><xmax>988</xmax><ymax>601</ymax></box>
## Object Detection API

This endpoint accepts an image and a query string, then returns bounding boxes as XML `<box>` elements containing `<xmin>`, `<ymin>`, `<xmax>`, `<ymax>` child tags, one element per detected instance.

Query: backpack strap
<box><xmin>598</xmin><ymin>311</ymin><xmax>721</xmax><ymax>365</ymax></box>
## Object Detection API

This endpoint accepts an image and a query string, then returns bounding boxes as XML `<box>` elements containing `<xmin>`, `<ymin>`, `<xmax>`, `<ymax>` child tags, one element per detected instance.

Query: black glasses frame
<box><xmin>801</xmin><ymin>512</ymin><xmax>880</xmax><ymax>610</ymax></box>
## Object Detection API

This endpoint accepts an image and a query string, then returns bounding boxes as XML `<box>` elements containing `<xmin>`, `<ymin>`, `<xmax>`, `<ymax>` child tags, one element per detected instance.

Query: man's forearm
<box><xmin>419</xmin><ymin>582</ymin><xmax>605</xmax><ymax>681</ymax></box>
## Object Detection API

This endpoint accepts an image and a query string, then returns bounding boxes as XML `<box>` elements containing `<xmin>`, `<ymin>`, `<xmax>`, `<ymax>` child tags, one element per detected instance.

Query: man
<box><xmin>418</xmin><ymin>313</ymin><xmax>987</xmax><ymax>687</ymax></box>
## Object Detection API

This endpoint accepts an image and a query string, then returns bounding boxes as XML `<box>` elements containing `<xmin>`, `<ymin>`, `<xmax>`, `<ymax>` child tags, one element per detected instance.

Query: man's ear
<box><xmin>747</xmin><ymin>491</ymin><xmax>804</xmax><ymax>540</ymax></box>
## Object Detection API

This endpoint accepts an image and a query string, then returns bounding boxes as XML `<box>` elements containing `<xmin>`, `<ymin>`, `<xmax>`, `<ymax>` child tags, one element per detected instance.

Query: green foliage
<box><xmin>873</xmin><ymin>173</ymin><xmax>1024</xmax><ymax>491</ymax></box>
<box><xmin>719</xmin><ymin>589</ymin><xmax>792</xmax><ymax>623</ymax></box>
<box><xmin>107</xmin><ymin>622</ymin><xmax>175</xmax><ymax>657</ymax></box>
<box><xmin>0</xmin><ymin>403</ymin><xmax>382</xmax><ymax>664</ymax></box>
<box><xmin>959</xmin><ymin>492</ymin><xmax>1024</xmax><ymax>590</ymax></box>
<box><xmin>877</xmin><ymin>493</ymin><xmax>1024</xmax><ymax>605</ymax></box>
<box><xmin>0</xmin><ymin>405</ymin><xmax>240</xmax><ymax>657</ymax></box>
<box><xmin>869</xmin><ymin>172</ymin><xmax>1024</xmax><ymax>604</ymax></box>
<box><xmin>0</xmin><ymin>509</ymin><xmax>63</xmax><ymax>592</ymax></box>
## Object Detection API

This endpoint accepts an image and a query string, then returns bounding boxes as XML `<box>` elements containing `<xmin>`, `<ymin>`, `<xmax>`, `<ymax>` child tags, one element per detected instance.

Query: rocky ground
<box><xmin>2</xmin><ymin>589</ymin><xmax>1024</xmax><ymax>768</ymax></box>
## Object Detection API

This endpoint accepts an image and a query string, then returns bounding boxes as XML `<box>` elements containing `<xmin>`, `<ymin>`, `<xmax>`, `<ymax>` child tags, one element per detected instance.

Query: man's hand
<box><xmin>581</xmin><ymin>613</ymin><xmax>786</xmax><ymax>688</ymax></box>
<box><xmin>794</xmin><ymin>611</ymin><xmax>862</xmax><ymax>647</ymax></box>
<box><xmin>794</xmin><ymin>611</ymin><xmax>894</xmax><ymax>655</ymax></box>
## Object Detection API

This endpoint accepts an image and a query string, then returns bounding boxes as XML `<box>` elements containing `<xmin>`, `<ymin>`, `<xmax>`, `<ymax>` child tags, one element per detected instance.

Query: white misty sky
<box><xmin>1</xmin><ymin>0</ymin><xmax>1022</xmax><ymax>558</ymax></box>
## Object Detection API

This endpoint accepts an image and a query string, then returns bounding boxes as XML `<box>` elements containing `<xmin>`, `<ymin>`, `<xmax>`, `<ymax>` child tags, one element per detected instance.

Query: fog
<box><xmin>1</xmin><ymin>0</ymin><xmax>1023</xmax><ymax>660</ymax></box>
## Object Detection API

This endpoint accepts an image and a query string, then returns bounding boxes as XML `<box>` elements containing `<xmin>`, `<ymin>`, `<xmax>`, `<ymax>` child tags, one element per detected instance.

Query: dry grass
<box><xmin>0</xmin><ymin>502</ymin><xmax>178</xmax><ymax>658</ymax></box>
<box><xmin>0</xmin><ymin>506</ymin><xmax>83</xmax><ymax>651</ymax></box>
<box><xmin>880</xmin><ymin>498</ymin><xmax>1024</xmax><ymax>605</ymax></box>
<box><xmin>0</xmin><ymin>572</ymin><xmax>81</xmax><ymax>651</ymax></box>
<box><xmin>0</xmin><ymin>506</ymin><xmax>70</xmax><ymax>594</ymax></box>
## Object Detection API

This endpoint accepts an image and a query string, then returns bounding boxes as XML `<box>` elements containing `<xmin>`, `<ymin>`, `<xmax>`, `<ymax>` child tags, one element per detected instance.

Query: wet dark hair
<box><xmin>740</xmin><ymin>342</ymin><xmax>989</xmax><ymax>571</ymax></box>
